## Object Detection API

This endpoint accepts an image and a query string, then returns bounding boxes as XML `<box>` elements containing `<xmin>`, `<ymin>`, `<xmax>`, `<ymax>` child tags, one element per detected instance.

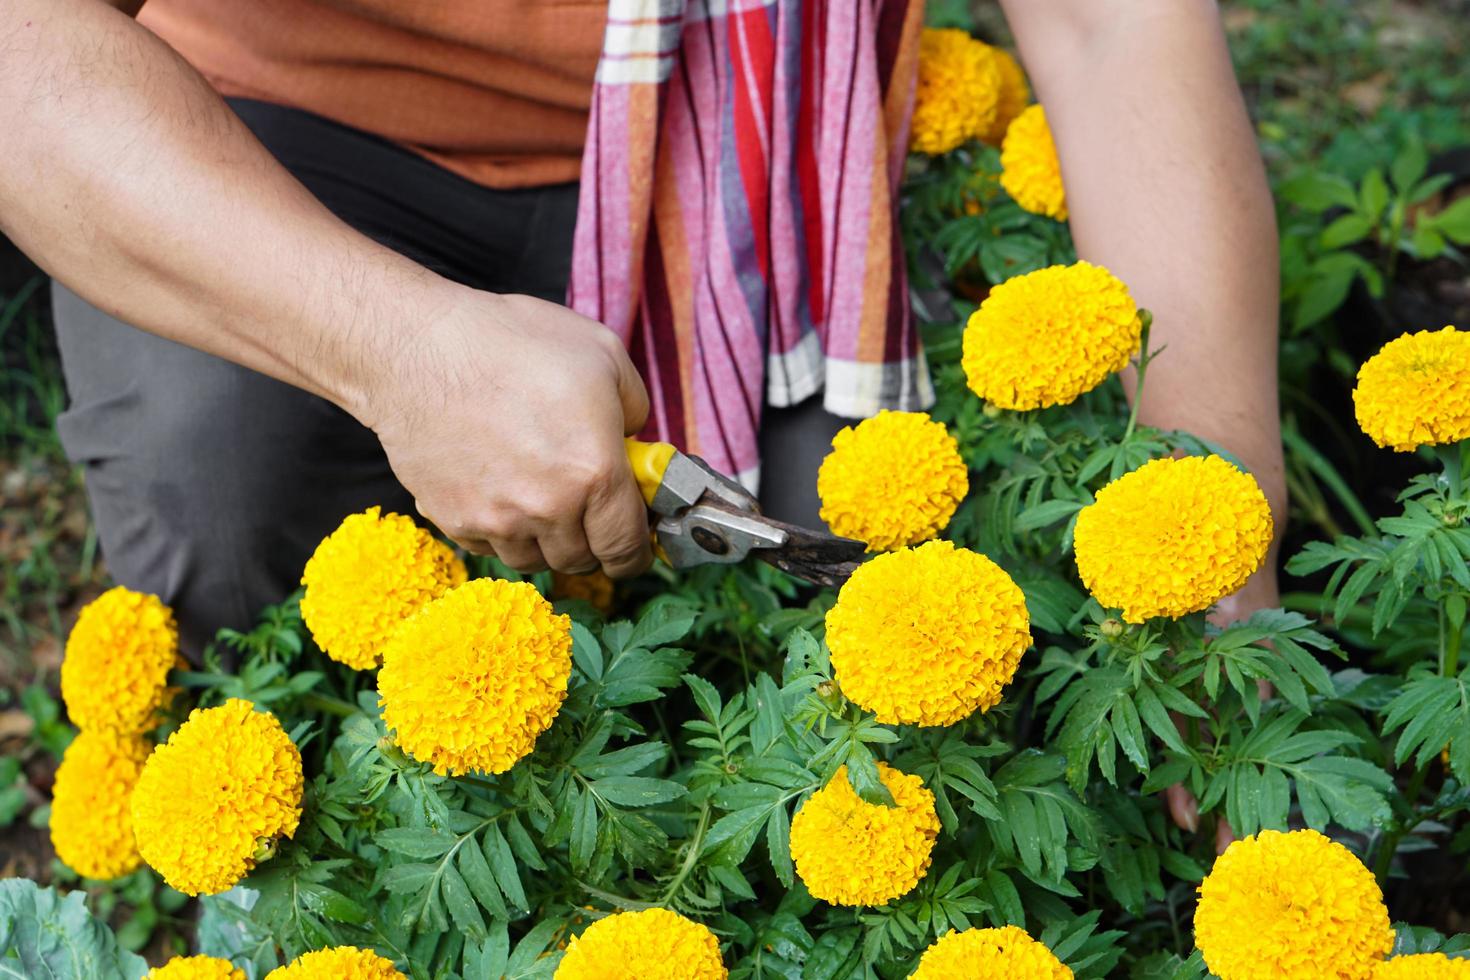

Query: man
<box><xmin>0</xmin><ymin>0</ymin><xmax>1284</xmax><ymax>656</ymax></box>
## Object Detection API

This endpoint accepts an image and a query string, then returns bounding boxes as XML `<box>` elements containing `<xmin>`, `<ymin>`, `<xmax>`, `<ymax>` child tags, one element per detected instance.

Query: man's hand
<box><xmin>0</xmin><ymin>0</ymin><xmax>656</xmax><ymax>580</ymax></box>
<box><xmin>367</xmin><ymin>292</ymin><xmax>654</xmax><ymax>578</ymax></box>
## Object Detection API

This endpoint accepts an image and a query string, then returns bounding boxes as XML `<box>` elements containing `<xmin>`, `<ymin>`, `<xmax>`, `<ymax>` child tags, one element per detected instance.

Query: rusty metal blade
<box><xmin>750</xmin><ymin>515</ymin><xmax>868</xmax><ymax>588</ymax></box>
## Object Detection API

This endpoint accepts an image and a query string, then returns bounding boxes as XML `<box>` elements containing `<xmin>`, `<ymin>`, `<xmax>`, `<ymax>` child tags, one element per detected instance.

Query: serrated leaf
<box><xmin>766</xmin><ymin>805</ymin><xmax>794</xmax><ymax>887</ymax></box>
<box><xmin>702</xmin><ymin>805</ymin><xmax>775</xmax><ymax>866</ymax></box>
<box><xmin>457</xmin><ymin>839</ymin><xmax>508</xmax><ymax>920</ymax></box>
<box><xmin>590</xmin><ymin>776</ymin><xmax>687</xmax><ymax>807</ymax></box>
<box><xmin>569</xmin><ymin>788</ymin><xmax>598</xmax><ymax>872</ymax></box>
<box><xmin>482</xmin><ymin>825</ymin><xmax>528</xmax><ymax>911</ymax></box>
<box><xmin>375</xmin><ymin>828</ymin><xmax>456</xmax><ymax>859</ymax></box>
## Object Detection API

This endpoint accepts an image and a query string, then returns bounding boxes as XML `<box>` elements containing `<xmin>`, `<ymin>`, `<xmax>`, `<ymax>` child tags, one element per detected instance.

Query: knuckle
<box><xmin>476</xmin><ymin>512</ymin><xmax>521</xmax><ymax>541</ymax></box>
<box><xmin>521</xmin><ymin>493</ymin><xmax>571</xmax><ymax>524</ymax></box>
<box><xmin>598</xmin><ymin>539</ymin><xmax>652</xmax><ymax>577</ymax></box>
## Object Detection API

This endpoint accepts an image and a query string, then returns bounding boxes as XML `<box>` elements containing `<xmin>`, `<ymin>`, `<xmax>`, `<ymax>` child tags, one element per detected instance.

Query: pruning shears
<box><xmin>624</xmin><ymin>439</ymin><xmax>867</xmax><ymax>587</ymax></box>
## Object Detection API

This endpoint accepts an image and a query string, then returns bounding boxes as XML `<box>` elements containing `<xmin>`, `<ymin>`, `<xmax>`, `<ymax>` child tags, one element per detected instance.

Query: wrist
<box><xmin>316</xmin><ymin>261</ymin><xmax>477</xmax><ymax>431</ymax></box>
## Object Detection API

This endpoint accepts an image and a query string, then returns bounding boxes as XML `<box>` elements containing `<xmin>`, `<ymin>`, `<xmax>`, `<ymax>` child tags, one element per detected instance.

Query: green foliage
<box><xmin>9</xmin><ymin>6</ymin><xmax>1470</xmax><ymax>978</ymax></box>
<box><xmin>0</xmin><ymin>880</ymin><xmax>147</xmax><ymax>980</ymax></box>
<box><xmin>1276</xmin><ymin>140</ymin><xmax>1466</xmax><ymax>334</ymax></box>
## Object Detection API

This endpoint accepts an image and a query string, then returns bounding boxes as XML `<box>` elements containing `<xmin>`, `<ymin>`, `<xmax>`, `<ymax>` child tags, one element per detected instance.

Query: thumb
<box><xmin>615</xmin><ymin>351</ymin><xmax>650</xmax><ymax>436</ymax></box>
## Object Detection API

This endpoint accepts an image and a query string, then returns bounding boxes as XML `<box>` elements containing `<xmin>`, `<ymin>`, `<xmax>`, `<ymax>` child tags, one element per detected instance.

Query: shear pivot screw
<box><xmin>691</xmin><ymin>526</ymin><xmax>729</xmax><ymax>555</ymax></box>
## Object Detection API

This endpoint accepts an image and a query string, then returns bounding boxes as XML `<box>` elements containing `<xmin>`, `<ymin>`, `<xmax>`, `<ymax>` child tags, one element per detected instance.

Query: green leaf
<box><xmin>457</xmin><ymin>833</ymin><xmax>508</xmax><ymax>920</ymax></box>
<box><xmin>979</xmin><ymin>235</ymin><xmax>1048</xmax><ymax>284</ymax></box>
<box><xmin>701</xmin><ymin>805</ymin><xmax>772</xmax><ymax>866</ymax></box>
<box><xmin>1411</xmin><ymin>225</ymin><xmax>1446</xmax><ymax>259</ymax></box>
<box><xmin>482</xmin><ymin>825</ymin><xmax>528</xmax><ymax>911</ymax></box>
<box><xmin>1390</xmin><ymin>142</ymin><xmax>1428</xmax><ymax>193</ymax></box>
<box><xmin>1359</xmin><ymin>168</ymin><xmax>1390</xmax><ymax>220</ymax></box>
<box><xmin>375</xmin><ymin>828</ymin><xmax>456</xmax><ymax>859</ymax></box>
<box><xmin>628</xmin><ymin>606</ymin><xmax>697</xmax><ymax>650</ymax></box>
<box><xmin>766</xmin><ymin>804</ymin><xmax>794</xmax><ymax>887</ymax></box>
<box><xmin>1002</xmin><ymin>790</ymin><xmax>1043</xmax><ymax>877</ymax></box>
<box><xmin>984</xmin><ymin>869</ymin><xmax>1025</xmax><ymax>927</ymax></box>
<box><xmin>1427</xmin><ymin>196</ymin><xmax>1470</xmax><ymax>245</ymax></box>
<box><xmin>505</xmin><ymin>918</ymin><xmax>565</xmax><ymax>976</ymax></box>
<box><xmin>1015</xmin><ymin>499</ymin><xmax>1084</xmax><ymax>532</ymax></box>
<box><xmin>844</xmin><ymin>744</ymin><xmax>896</xmax><ymax>807</ymax></box>
<box><xmin>466</xmin><ymin>926</ymin><xmax>510</xmax><ymax>980</ymax></box>
<box><xmin>379</xmin><ymin>863</ymin><xmax>437</xmax><ymax>896</ymax></box>
<box><xmin>578</xmin><ymin>741</ymin><xmax>668</xmax><ymax>779</ymax></box>
<box><xmin>1109</xmin><ymin>697</ymin><xmax>1149</xmax><ymax>774</ymax></box>
<box><xmin>684</xmin><ymin>672</ymin><xmax>723</xmax><ymax>722</ymax></box>
<box><xmin>570</xmin><ymin>623</ymin><xmax>603</xmax><ymax>680</ymax></box>
<box><xmin>569</xmin><ymin>787</ymin><xmax>598</xmax><ymax>872</ymax></box>
<box><xmin>1292</xmin><ymin>268</ymin><xmax>1355</xmax><ymax>331</ymax></box>
<box><xmin>1384</xmin><ymin>674</ymin><xmax>1469</xmax><ymax>780</ymax></box>
<box><xmin>1278</xmin><ymin>172</ymin><xmax>1358</xmax><ymax>212</ymax></box>
<box><xmin>1320</xmin><ymin>213</ymin><xmax>1374</xmax><ymax>249</ymax></box>
<box><xmin>801</xmin><ymin>928</ymin><xmax>859</xmax><ymax>980</ymax></box>
<box><xmin>712</xmin><ymin>783</ymin><xmax>784</xmax><ymax>810</ymax></box>
<box><xmin>589</xmin><ymin>776</ymin><xmax>687</xmax><ymax>807</ymax></box>
<box><xmin>0</xmin><ymin>881</ymin><xmax>148</xmax><ymax>980</ymax></box>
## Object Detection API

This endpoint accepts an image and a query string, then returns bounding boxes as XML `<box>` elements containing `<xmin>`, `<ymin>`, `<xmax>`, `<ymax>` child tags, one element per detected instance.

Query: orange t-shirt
<box><xmin>138</xmin><ymin>0</ymin><xmax>608</xmax><ymax>189</ymax></box>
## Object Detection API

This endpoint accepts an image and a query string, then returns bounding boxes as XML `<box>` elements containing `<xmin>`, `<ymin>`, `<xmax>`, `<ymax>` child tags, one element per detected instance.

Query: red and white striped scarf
<box><xmin>568</xmin><ymin>0</ymin><xmax>929</xmax><ymax>488</ymax></box>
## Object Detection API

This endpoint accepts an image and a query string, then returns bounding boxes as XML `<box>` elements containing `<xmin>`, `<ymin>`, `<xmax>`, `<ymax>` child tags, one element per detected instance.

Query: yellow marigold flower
<box><xmin>49</xmin><ymin>730</ymin><xmax>148</xmax><ymax>880</ymax></box>
<box><xmin>379</xmin><ymin>578</ymin><xmax>572</xmax><ymax>776</ymax></box>
<box><xmin>912</xmin><ymin>926</ymin><xmax>1074</xmax><ymax>980</ymax></box>
<box><xmin>61</xmin><ymin>586</ymin><xmax>179</xmax><ymax>736</ymax></box>
<box><xmin>1195</xmin><ymin>829</ymin><xmax>1393</xmax><ymax>980</ymax></box>
<box><xmin>301</xmin><ymin>506</ymin><xmax>467</xmax><ymax>670</ymax></box>
<box><xmin>1352</xmin><ymin>326</ymin><xmax>1470</xmax><ymax>452</ymax></box>
<box><xmin>910</xmin><ymin>28</ymin><xmax>1000</xmax><ymax>155</ymax></box>
<box><xmin>817</xmin><ymin>411</ymin><xmax>968</xmax><ymax>551</ymax></box>
<box><xmin>962</xmin><ymin>261</ymin><xmax>1140</xmax><ymax>411</ymax></box>
<box><xmin>825</xmin><ymin>540</ymin><xmax>1030</xmax><ymax>726</ymax></box>
<box><xmin>264</xmin><ymin>947</ymin><xmax>404</xmax><ymax>980</ymax></box>
<box><xmin>552</xmin><ymin>569</ymin><xmax>615</xmax><ymax>614</ymax></box>
<box><xmin>1000</xmin><ymin>104</ymin><xmax>1066</xmax><ymax>220</ymax></box>
<box><xmin>983</xmin><ymin>48</ymin><xmax>1030</xmax><ymax>145</ymax></box>
<box><xmin>555</xmin><ymin>908</ymin><xmax>726</xmax><ymax>980</ymax></box>
<box><xmin>131</xmin><ymin>699</ymin><xmax>303</xmax><ymax>896</ymax></box>
<box><xmin>1374</xmin><ymin>954</ymin><xmax>1470</xmax><ymax>979</ymax></box>
<box><xmin>146</xmin><ymin>956</ymin><xmax>246</xmax><ymax>980</ymax></box>
<box><xmin>1074</xmin><ymin>455</ymin><xmax>1273</xmax><ymax>623</ymax></box>
<box><xmin>789</xmin><ymin>763</ymin><xmax>939</xmax><ymax>906</ymax></box>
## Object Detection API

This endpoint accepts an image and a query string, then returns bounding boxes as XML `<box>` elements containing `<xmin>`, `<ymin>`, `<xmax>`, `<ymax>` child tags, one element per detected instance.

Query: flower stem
<box><xmin>1438</xmin><ymin>442</ymin><xmax>1470</xmax><ymax>499</ymax></box>
<box><xmin>301</xmin><ymin>692</ymin><xmax>359</xmax><ymax>718</ymax></box>
<box><xmin>1121</xmin><ymin>309</ymin><xmax>1156</xmax><ymax>444</ymax></box>
<box><xmin>1444</xmin><ymin>611</ymin><xmax>1463</xmax><ymax>679</ymax></box>
<box><xmin>659</xmin><ymin>803</ymin><xmax>711</xmax><ymax>906</ymax></box>
<box><xmin>1374</xmin><ymin>761</ymin><xmax>1431</xmax><ymax>884</ymax></box>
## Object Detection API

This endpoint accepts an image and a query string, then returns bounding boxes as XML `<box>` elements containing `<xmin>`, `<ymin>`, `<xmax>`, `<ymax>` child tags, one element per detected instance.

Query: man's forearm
<box><xmin>0</xmin><ymin>0</ymin><xmax>438</xmax><ymax>422</ymax></box>
<box><xmin>1000</xmin><ymin>1</ymin><xmax>1286</xmax><ymax>539</ymax></box>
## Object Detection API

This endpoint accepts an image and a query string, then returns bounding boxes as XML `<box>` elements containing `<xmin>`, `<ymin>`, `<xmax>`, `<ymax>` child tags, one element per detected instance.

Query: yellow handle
<box><xmin>625</xmin><ymin>438</ymin><xmax>677</xmax><ymax>507</ymax></box>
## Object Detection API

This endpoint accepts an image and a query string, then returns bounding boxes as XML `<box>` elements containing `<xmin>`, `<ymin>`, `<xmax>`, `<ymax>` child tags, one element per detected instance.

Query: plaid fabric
<box><xmin>568</xmin><ymin>0</ymin><xmax>928</xmax><ymax>488</ymax></box>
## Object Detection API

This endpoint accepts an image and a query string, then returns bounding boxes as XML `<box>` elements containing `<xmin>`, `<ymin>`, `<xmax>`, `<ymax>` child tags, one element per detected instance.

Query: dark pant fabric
<box><xmin>53</xmin><ymin>99</ymin><xmax>847</xmax><ymax>655</ymax></box>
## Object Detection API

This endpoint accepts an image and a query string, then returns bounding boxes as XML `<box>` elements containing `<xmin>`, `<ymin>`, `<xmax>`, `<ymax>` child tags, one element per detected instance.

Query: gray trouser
<box><xmin>53</xmin><ymin>100</ymin><xmax>845</xmax><ymax>654</ymax></box>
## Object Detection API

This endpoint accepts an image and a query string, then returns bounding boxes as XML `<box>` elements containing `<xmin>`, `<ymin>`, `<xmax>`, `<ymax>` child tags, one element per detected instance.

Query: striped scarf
<box><xmin>568</xmin><ymin>0</ymin><xmax>930</xmax><ymax>488</ymax></box>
